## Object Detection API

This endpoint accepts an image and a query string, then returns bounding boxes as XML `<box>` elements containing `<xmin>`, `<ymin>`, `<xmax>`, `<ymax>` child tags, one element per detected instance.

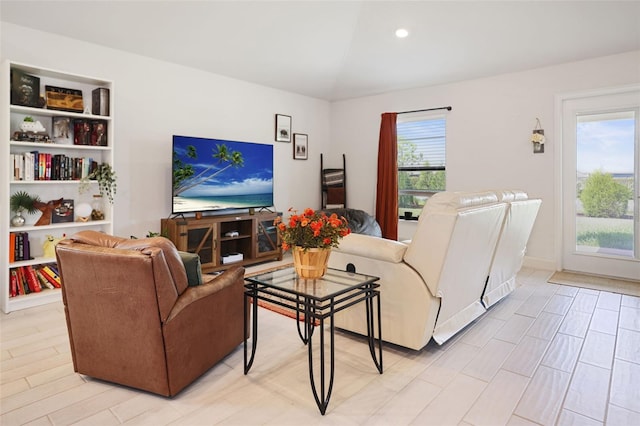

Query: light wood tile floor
<box><xmin>1</xmin><ymin>267</ymin><xmax>640</xmax><ymax>425</ymax></box>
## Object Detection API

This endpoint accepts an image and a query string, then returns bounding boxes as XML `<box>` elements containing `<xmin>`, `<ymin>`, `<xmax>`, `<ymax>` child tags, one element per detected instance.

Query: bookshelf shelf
<box><xmin>4</xmin><ymin>288</ymin><xmax>62</xmax><ymax>312</ymax></box>
<box><xmin>10</xmin><ymin>141</ymin><xmax>111</xmax><ymax>151</ymax></box>
<box><xmin>2</xmin><ymin>60</ymin><xmax>115</xmax><ymax>313</ymax></box>
<box><xmin>9</xmin><ymin>220</ymin><xmax>111</xmax><ymax>233</ymax></box>
<box><xmin>10</xmin><ymin>104</ymin><xmax>113</xmax><ymax>121</ymax></box>
<box><xmin>9</xmin><ymin>256</ymin><xmax>56</xmax><ymax>268</ymax></box>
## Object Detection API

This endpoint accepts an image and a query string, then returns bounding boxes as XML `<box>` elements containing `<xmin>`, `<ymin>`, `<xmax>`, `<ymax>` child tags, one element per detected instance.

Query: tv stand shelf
<box><xmin>161</xmin><ymin>211</ymin><xmax>281</xmax><ymax>273</ymax></box>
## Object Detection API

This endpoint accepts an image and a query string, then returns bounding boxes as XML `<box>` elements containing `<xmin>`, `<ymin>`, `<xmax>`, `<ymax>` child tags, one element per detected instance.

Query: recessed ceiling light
<box><xmin>395</xmin><ymin>28</ymin><xmax>409</xmax><ymax>38</ymax></box>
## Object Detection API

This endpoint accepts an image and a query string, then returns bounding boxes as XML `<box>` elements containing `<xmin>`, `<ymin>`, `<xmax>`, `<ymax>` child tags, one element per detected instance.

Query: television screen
<box><xmin>172</xmin><ymin>135</ymin><xmax>274</xmax><ymax>214</ymax></box>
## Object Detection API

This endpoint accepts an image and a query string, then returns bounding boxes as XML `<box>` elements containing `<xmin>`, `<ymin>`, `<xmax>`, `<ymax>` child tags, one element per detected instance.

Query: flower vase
<box><xmin>292</xmin><ymin>246</ymin><xmax>331</xmax><ymax>279</ymax></box>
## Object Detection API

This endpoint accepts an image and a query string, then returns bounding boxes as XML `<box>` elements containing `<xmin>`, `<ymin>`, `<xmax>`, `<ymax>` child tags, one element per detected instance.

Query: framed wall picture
<box><xmin>293</xmin><ymin>133</ymin><xmax>308</xmax><ymax>160</ymax></box>
<box><xmin>275</xmin><ymin>114</ymin><xmax>292</xmax><ymax>142</ymax></box>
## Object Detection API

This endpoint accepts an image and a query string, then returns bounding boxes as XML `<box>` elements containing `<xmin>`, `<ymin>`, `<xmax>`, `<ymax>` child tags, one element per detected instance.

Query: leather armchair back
<box><xmin>56</xmin><ymin>230</ymin><xmax>245</xmax><ymax>396</ymax></box>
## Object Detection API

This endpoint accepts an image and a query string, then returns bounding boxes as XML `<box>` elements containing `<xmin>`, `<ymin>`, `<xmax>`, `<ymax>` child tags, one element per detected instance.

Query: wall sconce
<box><xmin>531</xmin><ymin>118</ymin><xmax>545</xmax><ymax>154</ymax></box>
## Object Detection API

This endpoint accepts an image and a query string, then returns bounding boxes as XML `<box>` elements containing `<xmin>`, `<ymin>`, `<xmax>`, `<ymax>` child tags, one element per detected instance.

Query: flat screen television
<box><xmin>172</xmin><ymin>135</ymin><xmax>274</xmax><ymax>214</ymax></box>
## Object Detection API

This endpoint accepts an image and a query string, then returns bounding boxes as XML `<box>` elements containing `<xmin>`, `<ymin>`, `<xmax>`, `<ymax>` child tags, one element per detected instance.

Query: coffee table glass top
<box><xmin>245</xmin><ymin>267</ymin><xmax>379</xmax><ymax>302</ymax></box>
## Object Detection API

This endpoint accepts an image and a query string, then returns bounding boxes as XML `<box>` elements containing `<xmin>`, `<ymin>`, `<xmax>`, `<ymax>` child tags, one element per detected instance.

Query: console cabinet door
<box><xmin>257</xmin><ymin>216</ymin><xmax>281</xmax><ymax>259</ymax></box>
<box><xmin>185</xmin><ymin>222</ymin><xmax>217</xmax><ymax>269</ymax></box>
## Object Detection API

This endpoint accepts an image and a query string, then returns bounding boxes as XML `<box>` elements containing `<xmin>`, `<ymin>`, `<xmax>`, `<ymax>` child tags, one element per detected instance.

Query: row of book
<box><xmin>10</xmin><ymin>152</ymin><xmax>100</xmax><ymax>182</ymax></box>
<box><xmin>9</xmin><ymin>264</ymin><xmax>61</xmax><ymax>297</ymax></box>
<box><xmin>9</xmin><ymin>232</ymin><xmax>31</xmax><ymax>262</ymax></box>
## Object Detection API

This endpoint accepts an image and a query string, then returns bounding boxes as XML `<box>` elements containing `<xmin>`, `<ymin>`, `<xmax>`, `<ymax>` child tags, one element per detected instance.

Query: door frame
<box><xmin>554</xmin><ymin>84</ymin><xmax>640</xmax><ymax>278</ymax></box>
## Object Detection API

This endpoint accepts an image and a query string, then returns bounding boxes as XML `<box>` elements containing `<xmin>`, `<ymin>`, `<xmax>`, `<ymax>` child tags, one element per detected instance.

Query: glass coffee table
<box><xmin>244</xmin><ymin>266</ymin><xmax>382</xmax><ymax>415</ymax></box>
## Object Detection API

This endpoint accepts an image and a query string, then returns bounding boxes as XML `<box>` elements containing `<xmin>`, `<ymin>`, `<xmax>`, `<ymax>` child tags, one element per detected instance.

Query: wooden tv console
<box><xmin>161</xmin><ymin>211</ymin><xmax>282</xmax><ymax>273</ymax></box>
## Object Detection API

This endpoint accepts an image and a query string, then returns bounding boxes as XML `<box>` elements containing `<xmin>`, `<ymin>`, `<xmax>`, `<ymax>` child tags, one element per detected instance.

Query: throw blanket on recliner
<box><xmin>320</xmin><ymin>208</ymin><xmax>382</xmax><ymax>238</ymax></box>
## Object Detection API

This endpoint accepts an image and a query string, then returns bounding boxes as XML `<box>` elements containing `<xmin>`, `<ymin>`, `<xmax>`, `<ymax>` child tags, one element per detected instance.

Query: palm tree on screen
<box><xmin>173</xmin><ymin>144</ymin><xmax>244</xmax><ymax>197</ymax></box>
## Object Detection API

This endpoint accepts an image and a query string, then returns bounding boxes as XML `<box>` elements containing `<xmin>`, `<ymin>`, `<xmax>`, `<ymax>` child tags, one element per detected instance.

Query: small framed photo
<box><xmin>51</xmin><ymin>199</ymin><xmax>74</xmax><ymax>224</ymax></box>
<box><xmin>293</xmin><ymin>133</ymin><xmax>308</xmax><ymax>160</ymax></box>
<box><xmin>52</xmin><ymin>117</ymin><xmax>73</xmax><ymax>145</ymax></box>
<box><xmin>275</xmin><ymin>114</ymin><xmax>292</xmax><ymax>142</ymax></box>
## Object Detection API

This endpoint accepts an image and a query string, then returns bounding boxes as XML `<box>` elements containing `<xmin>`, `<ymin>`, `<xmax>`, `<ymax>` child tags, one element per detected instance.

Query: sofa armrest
<box><xmin>335</xmin><ymin>233</ymin><xmax>408</xmax><ymax>263</ymax></box>
<box><xmin>166</xmin><ymin>265</ymin><xmax>245</xmax><ymax>322</ymax></box>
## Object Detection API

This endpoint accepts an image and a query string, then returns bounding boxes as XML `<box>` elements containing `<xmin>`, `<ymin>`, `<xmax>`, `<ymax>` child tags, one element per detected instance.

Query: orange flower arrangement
<box><xmin>275</xmin><ymin>207</ymin><xmax>351</xmax><ymax>251</ymax></box>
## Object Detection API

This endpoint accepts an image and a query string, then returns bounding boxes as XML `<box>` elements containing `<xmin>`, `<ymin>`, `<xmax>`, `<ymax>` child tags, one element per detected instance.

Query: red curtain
<box><xmin>375</xmin><ymin>113</ymin><xmax>398</xmax><ymax>240</ymax></box>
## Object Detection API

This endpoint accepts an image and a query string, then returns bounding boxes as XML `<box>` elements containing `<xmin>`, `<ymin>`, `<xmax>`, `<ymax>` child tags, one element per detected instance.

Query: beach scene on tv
<box><xmin>172</xmin><ymin>136</ymin><xmax>274</xmax><ymax>213</ymax></box>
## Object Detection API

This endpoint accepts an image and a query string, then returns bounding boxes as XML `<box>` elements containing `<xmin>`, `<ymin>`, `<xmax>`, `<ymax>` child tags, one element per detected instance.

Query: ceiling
<box><xmin>2</xmin><ymin>1</ymin><xmax>639</xmax><ymax>101</ymax></box>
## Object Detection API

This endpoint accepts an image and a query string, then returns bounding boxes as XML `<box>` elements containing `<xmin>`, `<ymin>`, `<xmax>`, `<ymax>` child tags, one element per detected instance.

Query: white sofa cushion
<box><xmin>329</xmin><ymin>249</ymin><xmax>439</xmax><ymax>350</ymax></box>
<box><xmin>335</xmin><ymin>232</ymin><xmax>408</xmax><ymax>263</ymax></box>
<box><xmin>494</xmin><ymin>189</ymin><xmax>529</xmax><ymax>202</ymax></box>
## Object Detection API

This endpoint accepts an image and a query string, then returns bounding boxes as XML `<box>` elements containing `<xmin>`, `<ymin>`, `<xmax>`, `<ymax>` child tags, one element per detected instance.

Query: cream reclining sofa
<box><xmin>483</xmin><ymin>190</ymin><xmax>542</xmax><ymax>308</ymax></box>
<box><xmin>328</xmin><ymin>190</ymin><xmax>540</xmax><ymax>350</ymax></box>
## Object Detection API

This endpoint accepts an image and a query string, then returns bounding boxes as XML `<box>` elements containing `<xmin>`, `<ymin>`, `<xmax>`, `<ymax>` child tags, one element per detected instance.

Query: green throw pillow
<box><xmin>178</xmin><ymin>251</ymin><xmax>202</xmax><ymax>287</ymax></box>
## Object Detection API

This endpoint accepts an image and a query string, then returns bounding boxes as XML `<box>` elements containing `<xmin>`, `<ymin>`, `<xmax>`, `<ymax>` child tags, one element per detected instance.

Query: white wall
<box><xmin>329</xmin><ymin>50</ymin><xmax>640</xmax><ymax>268</ymax></box>
<box><xmin>4</xmin><ymin>23</ymin><xmax>638</xmax><ymax>268</ymax></box>
<box><xmin>1</xmin><ymin>23</ymin><xmax>331</xmax><ymax>238</ymax></box>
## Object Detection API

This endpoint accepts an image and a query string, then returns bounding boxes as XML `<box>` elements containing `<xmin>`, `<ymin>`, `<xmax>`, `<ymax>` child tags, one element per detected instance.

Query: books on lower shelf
<box><xmin>9</xmin><ymin>231</ymin><xmax>31</xmax><ymax>262</ymax></box>
<box><xmin>9</xmin><ymin>263</ymin><xmax>61</xmax><ymax>298</ymax></box>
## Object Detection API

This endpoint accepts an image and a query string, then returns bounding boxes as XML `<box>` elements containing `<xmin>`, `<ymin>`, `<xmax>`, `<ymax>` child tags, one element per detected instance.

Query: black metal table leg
<box><xmin>244</xmin><ymin>284</ymin><xmax>259</xmax><ymax>374</ymax></box>
<box><xmin>307</xmin><ymin>297</ymin><xmax>335</xmax><ymax>415</ymax></box>
<box><xmin>366</xmin><ymin>287</ymin><xmax>383</xmax><ymax>373</ymax></box>
<box><xmin>296</xmin><ymin>294</ymin><xmax>314</xmax><ymax>344</ymax></box>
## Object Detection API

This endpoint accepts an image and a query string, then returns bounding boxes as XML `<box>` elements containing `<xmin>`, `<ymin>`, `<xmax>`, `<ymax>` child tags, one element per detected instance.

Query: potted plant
<box><xmin>275</xmin><ymin>208</ymin><xmax>351</xmax><ymax>278</ymax></box>
<box><xmin>10</xmin><ymin>191</ymin><xmax>41</xmax><ymax>226</ymax></box>
<box><xmin>79</xmin><ymin>163</ymin><xmax>117</xmax><ymax>204</ymax></box>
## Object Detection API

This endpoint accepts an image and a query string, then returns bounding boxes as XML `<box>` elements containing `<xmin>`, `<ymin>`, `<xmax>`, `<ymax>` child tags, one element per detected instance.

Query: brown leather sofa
<box><xmin>55</xmin><ymin>230</ymin><xmax>245</xmax><ymax>397</ymax></box>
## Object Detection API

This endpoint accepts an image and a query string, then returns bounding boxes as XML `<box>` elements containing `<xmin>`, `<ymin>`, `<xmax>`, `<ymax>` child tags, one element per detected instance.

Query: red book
<box><xmin>22</xmin><ymin>266</ymin><xmax>41</xmax><ymax>293</ymax></box>
<box><xmin>9</xmin><ymin>269</ymin><xmax>18</xmax><ymax>297</ymax></box>
<box><xmin>15</xmin><ymin>267</ymin><xmax>27</xmax><ymax>295</ymax></box>
<box><xmin>27</xmin><ymin>266</ymin><xmax>42</xmax><ymax>292</ymax></box>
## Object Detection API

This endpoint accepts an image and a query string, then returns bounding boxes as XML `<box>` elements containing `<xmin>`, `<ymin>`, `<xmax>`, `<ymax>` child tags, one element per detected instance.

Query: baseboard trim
<box><xmin>523</xmin><ymin>256</ymin><xmax>555</xmax><ymax>271</ymax></box>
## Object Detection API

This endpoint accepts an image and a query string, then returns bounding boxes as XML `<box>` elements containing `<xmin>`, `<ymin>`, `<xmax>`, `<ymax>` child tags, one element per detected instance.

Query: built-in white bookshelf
<box><xmin>1</xmin><ymin>61</ymin><xmax>114</xmax><ymax>313</ymax></box>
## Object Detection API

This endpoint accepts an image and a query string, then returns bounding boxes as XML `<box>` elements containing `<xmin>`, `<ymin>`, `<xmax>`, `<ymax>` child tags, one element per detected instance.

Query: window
<box><xmin>397</xmin><ymin>114</ymin><xmax>446</xmax><ymax>217</ymax></box>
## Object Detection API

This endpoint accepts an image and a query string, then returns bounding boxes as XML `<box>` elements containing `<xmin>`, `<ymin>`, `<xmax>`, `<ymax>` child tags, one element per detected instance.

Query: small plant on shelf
<box><xmin>79</xmin><ymin>163</ymin><xmax>117</xmax><ymax>204</ymax></box>
<box><xmin>10</xmin><ymin>191</ymin><xmax>41</xmax><ymax>227</ymax></box>
<box><xmin>10</xmin><ymin>190</ymin><xmax>40</xmax><ymax>214</ymax></box>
